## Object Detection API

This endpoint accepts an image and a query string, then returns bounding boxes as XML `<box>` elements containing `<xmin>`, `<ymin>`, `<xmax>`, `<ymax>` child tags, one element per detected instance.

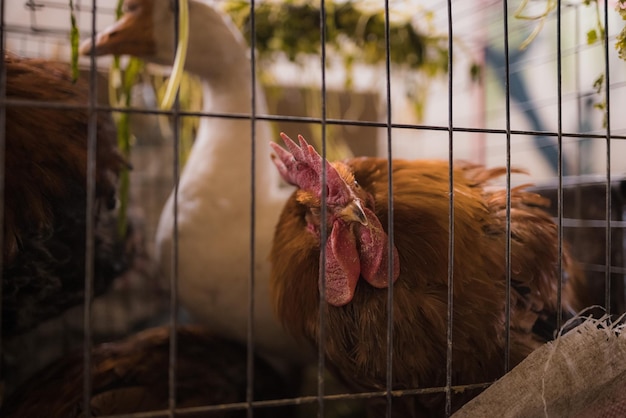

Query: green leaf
<box><xmin>616</xmin><ymin>28</ymin><xmax>626</xmax><ymax>61</ymax></box>
<box><xmin>617</xmin><ymin>0</ymin><xmax>626</xmax><ymax>19</ymax></box>
<box><xmin>587</xmin><ymin>29</ymin><xmax>598</xmax><ymax>45</ymax></box>
<box><xmin>470</xmin><ymin>62</ymin><xmax>482</xmax><ymax>83</ymax></box>
<box><xmin>69</xmin><ymin>0</ymin><xmax>79</xmax><ymax>82</ymax></box>
<box><xmin>592</xmin><ymin>73</ymin><xmax>604</xmax><ymax>93</ymax></box>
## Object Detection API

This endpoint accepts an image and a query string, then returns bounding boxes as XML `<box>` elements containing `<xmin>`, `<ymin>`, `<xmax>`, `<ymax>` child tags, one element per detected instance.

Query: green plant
<box><xmin>614</xmin><ymin>0</ymin><xmax>626</xmax><ymax>60</ymax></box>
<box><xmin>69</xmin><ymin>0</ymin><xmax>79</xmax><ymax>81</ymax></box>
<box><xmin>223</xmin><ymin>0</ymin><xmax>454</xmax><ymax>119</ymax></box>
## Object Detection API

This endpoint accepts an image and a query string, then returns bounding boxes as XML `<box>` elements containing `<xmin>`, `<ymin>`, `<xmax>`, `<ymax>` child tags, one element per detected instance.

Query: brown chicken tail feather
<box><xmin>456</xmin><ymin>161</ymin><xmax>529</xmax><ymax>185</ymax></box>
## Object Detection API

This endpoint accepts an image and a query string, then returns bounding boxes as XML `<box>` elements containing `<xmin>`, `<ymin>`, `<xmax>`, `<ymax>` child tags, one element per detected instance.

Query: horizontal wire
<box><xmin>89</xmin><ymin>381</ymin><xmax>495</xmax><ymax>418</ymax></box>
<box><xmin>580</xmin><ymin>263</ymin><xmax>626</xmax><ymax>275</ymax></box>
<box><xmin>24</xmin><ymin>0</ymin><xmax>116</xmax><ymax>13</ymax></box>
<box><xmin>557</xmin><ymin>218</ymin><xmax>626</xmax><ymax>228</ymax></box>
<box><xmin>5</xmin><ymin>23</ymin><xmax>114</xmax><ymax>39</ymax></box>
<box><xmin>2</xmin><ymin>97</ymin><xmax>625</xmax><ymax>141</ymax></box>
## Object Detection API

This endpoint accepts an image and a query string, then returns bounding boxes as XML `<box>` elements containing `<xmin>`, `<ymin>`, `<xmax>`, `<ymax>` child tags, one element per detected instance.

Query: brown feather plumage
<box><xmin>270</xmin><ymin>156</ymin><xmax>584</xmax><ymax>417</ymax></box>
<box><xmin>2</xmin><ymin>52</ymin><xmax>130</xmax><ymax>336</ymax></box>
<box><xmin>1</xmin><ymin>325</ymin><xmax>296</xmax><ymax>417</ymax></box>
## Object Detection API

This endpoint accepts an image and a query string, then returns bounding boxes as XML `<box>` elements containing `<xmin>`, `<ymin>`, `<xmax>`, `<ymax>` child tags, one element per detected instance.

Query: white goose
<box><xmin>80</xmin><ymin>0</ymin><xmax>305</xmax><ymax>363</ymax></box>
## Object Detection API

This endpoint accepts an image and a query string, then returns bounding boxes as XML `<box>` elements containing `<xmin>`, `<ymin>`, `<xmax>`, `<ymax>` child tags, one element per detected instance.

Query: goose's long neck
<box><xmin>188</xmin><ymin>80</ymin><xmax>274</xmax><ymax>185</ymax></box>
<box><xmin>179</xmin><ymin>8</ymin><xmax>276</xmax><ymax>193</ymax></box>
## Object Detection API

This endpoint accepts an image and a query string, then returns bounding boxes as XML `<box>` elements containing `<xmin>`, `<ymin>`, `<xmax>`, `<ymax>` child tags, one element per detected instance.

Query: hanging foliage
<box><xmin>224</xmin><ymin>0</ymin><xmax>450</xmax><ymax>76</ymax></box>
<box><xmin>615</xmin><ymin>0</ymin><xmax>626</xmax><ymax>61</ymax></box>
<box><xmin>68</xmin><ymin>0</ymin><xmax>79</xmax><ymax>82</ymax></box>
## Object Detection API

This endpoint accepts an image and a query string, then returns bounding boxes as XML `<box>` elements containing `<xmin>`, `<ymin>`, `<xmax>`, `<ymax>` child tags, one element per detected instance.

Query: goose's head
<box><xmin>80</xmin><ymin>0</ymin><xmax>249</xmax><ymax>79</ymax></box>
<box><xmin>80</xmin><ymin>0</ymin><xmax>171</xmax><ymax>64</ymax></box>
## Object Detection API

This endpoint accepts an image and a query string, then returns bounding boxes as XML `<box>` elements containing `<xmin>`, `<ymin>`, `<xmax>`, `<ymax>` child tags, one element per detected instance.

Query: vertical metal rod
<box><xmin>383</xmin><ymin>0</ymin><xmax>394</xmax><ymax>416</ymax></box>
<box><xmin>555</xmin><ymin>0</ymin><xmax>564</xmax><ymax>331</ymax></box>
<box><xmin>318</xmin><ymin>1</ymin><xmax>328</xmax><ymax>417</ymax></box>
<box><xmin>83</xmin><ymin>1</ymin><xmax>99</xmax><ymax>416</ymax></box>
<box><xmin>502</xmin><ymin>0</ymin><xmax>512</xmax><ymax>374</ymax></box>
<box><xmin>247</xmin><ymin>0</ymin><xmax>258</xmax><ymax>416</ymax></box>
<box><xmin>603</xmin><ymin>0</ymin><xmax>612</xmax><ymax>315</ymax></box>
<box><xmin>444</xmin><ymin>0</ymin><xmax>454</xmax><ymax>415</ymax></box>
<box><xmin>168</xmin><ymin>1</ymin><xmax>182</xmax><ymax>416</ymax></box>
<box><xmin>27</xmin><ymin>0</ymin><xmax>39</xmax><ymax>30</ymax></box>
<box><xmin>0</xmin><ymin>0</ymin><xmax>7</xmax><ymax>379</ymax></box>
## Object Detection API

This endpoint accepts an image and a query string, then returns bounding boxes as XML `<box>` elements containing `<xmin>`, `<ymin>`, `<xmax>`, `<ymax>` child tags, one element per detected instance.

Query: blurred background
<box><xmin>7</xmin><ymin>0</ymin><xmax>626</xmax><ymax>178</ymax></box>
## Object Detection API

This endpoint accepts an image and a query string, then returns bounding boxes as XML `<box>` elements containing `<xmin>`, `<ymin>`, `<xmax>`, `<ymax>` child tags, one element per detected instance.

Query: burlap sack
<box><xmin>453</xmin><ymin>315</ymin><xmax>626</xmax><ymax>418</ymax></box>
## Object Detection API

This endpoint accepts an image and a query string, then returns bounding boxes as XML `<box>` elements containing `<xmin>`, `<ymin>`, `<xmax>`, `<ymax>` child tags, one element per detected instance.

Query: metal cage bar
<box><xmin>81</xmin><ymin>1</ymin><xmax>100</xmax><ymax>416</ymax></box>
<box><xmin>0</xmin><ymin>0</ymin><xmax>6</xmax><ymax>388</ymax></box>
<box><xmin>556</xmin><ymin>0</ymin><xmax>564</xmax><ymax>332</ymax></box>
<box><xmin>382</xmin><ymin>1</ymin><xmax>395</xmax><ymax>417</ymax></box>
<box><xmin>501</xmin><ymin>0</ymin><xmax>514</xmax><ymax>375</ymax></box>
<box><xmin>317</xmin><ymin>0</ymin><xmax>329</xmax><ymax>417</ymax></box>
<box><xmin>247</xmin><ymin>1</ymin><xmax>258</xmax><ymax>416</ymax></box>
<box><xmin>444</xmin><ymin>0</ymin><xmax>455</xmax><ymax>414</ymax></box>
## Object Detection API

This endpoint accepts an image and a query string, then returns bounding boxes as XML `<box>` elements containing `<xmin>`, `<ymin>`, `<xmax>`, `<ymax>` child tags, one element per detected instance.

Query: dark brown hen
<box><xmin>1</xmin><ymin>325</ymin><xmax>296</xmax><ymax>417</ymax></box>
<box><xmin>2</xmin><ymin>52</ymin><xmax>130</xmax><ymax>337</ymax></box>
<box><xmin>269</xmin><ymin>133</ymin><xmax>584</xmax><ymax>417</ymax></box>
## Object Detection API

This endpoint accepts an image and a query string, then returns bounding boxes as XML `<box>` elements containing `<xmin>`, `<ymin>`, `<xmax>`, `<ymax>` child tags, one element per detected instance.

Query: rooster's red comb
<box><xmin>270</xmin><ymin>133</ymin><xmax>350</xmax><ymax>205</ymax></box>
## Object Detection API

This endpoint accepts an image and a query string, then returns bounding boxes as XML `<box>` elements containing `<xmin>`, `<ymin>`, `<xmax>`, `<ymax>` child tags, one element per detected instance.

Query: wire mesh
<box><xmin>1</xmin><ymin>0</ymin><xmax>625</xmax><ymax>417</ymax></box>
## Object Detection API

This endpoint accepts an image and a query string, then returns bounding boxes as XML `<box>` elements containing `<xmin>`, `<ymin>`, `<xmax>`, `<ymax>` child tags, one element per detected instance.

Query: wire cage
<box><xmin>1</xmin><ymin>0</ymin><xmax>626</xmax><ymax>417</ymax></box>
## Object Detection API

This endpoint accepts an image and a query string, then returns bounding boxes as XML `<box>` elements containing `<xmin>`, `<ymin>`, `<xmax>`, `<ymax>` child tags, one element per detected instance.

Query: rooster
<box><xmin>2</xmin><ymin>52</ymin><xmax>130</xmax><ymax>337</ymax></box>
<box><xmin>269</xmin><ymin>133</ymin><xmax>584</xmax><ymax>417</ymax></box>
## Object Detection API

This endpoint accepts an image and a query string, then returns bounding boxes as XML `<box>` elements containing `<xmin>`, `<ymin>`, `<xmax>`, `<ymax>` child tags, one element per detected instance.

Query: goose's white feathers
<box><xmin>81</xmin><ymin>0</ymin><xmax>304</xmax><ymax>363</ymax></box>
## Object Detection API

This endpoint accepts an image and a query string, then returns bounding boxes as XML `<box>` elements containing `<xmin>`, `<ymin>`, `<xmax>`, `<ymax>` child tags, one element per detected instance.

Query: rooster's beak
<box><xmin>339</xmin><ymin>200</ymin><xmax>368</xmax><ymax>226</ymax></box>
<box><xmin>79</xmin><ymin>2</ymin><xmax>156</xmax><ymax>57</ymax></box>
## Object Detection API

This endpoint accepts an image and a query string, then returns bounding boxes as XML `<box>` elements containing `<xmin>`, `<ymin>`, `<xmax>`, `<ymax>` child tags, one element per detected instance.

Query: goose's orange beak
<box><xmin>79</xmin><ymin>0</ymin><xmax>155</xmax><ymax>57</ymax></box>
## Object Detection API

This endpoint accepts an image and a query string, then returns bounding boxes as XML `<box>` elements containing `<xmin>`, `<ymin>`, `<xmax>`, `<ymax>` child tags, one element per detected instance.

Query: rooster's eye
<box><xmin>354</xmin><ymin>181</ymin><xmax>361</xmax><ymax>189</ymax></box>
<box><xmin>310</xmin><ymin>208</ymin><xmax>320</xmax><ymax>217</ymax></box>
